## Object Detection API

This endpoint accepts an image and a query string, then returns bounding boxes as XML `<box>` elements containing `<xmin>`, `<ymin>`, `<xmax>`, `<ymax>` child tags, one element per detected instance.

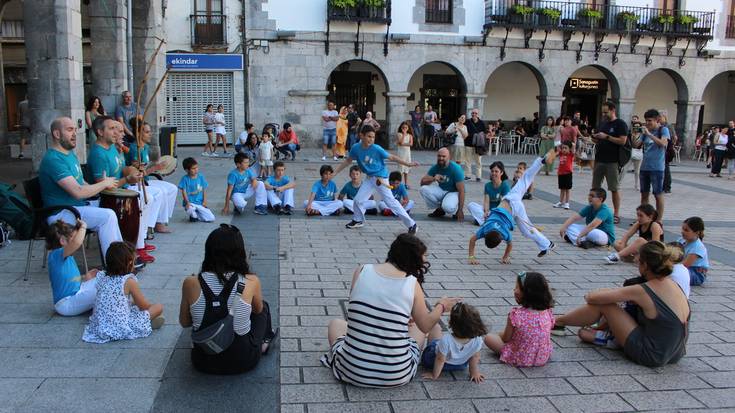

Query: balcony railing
<box><xmin>484</xmin><ymin>0</ymin><xmax>714</xmax><ymax>38</ymax></box>
<box><xmin>727</xmin><ymin>15</ymin><xmax>735</xmax><ymax>39</ymax></box>
<box><xmin>1</xmin><ymin>20</ymin><xmax>23</xmax><ymax>39</ymax></box>
<box><xmin>190</xmin><ymin>14</ymin><xmax>227</xmax><ymax>46</ymax></box>
<box><xmin>426</xmin><ymin>0</ymin><xmax>453</xmax><ymax>24</ymax></box>
<box><xmin>327</xmin><ymin>1</ymin><xmax>391</xmax><ymax>24</ymax></box>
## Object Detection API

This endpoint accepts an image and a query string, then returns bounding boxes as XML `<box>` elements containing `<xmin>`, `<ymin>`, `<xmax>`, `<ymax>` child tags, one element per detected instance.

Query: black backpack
<box><xmin>618</xmin><ymin>134</ymin><xmax>632</xmax><ymax>169</ymax></box>
<box><xmin>191</xmin><ymin>273</ymin><xmax>242</xmax><ymax>355</ymax></box>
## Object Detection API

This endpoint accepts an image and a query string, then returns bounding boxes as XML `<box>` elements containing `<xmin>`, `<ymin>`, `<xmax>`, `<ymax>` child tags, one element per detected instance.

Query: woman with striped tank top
<box><xmin>322</xmin><ymin>234</ymin><xmax>460</xmax><ymax>387</ymax></box>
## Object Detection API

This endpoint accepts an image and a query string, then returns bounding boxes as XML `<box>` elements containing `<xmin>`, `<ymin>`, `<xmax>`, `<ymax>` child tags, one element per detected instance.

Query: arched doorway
<box><xmin>633</xmin><ymin>69</ymin><xmax>688</xmax><ymax>127</ymax></box>
<box><xmin>326</xmin><ymin>60</ymin><xmax>389</xmax><ymax>121</ymax></box>
<box><xmin>407</xmin><ymin>61</ymin><xmax>467</xmax><ymax>127</ymax></box>
<box><xmin>701</xmin><ymin>71</ymin><xmax>735</xmax><ymax>133</ymax></box>
<box><xmin>484</xmin><ymin>61</ymin><xmax>547</xmax><ymax>131</ymax></box>
<box><xmin>562</xmin><ymin>65</ymin><xmax>620</xmax><ymax>129</ymax></box>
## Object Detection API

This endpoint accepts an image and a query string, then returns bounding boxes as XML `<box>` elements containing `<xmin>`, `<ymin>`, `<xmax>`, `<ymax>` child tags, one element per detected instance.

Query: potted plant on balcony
<box><xmin>359</xmin><ymin>0</ymin><xmax>386</xmax><ymax>19</ymax></box>
<box><xmin>674</xmin><ymin>14</ymin><xmax>698</xmax><ymax>34</ymax></box>
<box><xmin>509</xmin><ymin>4</ymin><xmax>534</xmax><ymax>25</ymax></box>
<box><xmin>650</xmin><ymin>14</ymin><xmax>674</xmax><ymax>32</ymax></box>
<box><xmin>537</xmin><ymin>7</ymin><xmax>561</xmax><ymax>27</ymax></box>
<box><xmin>329</xmin><ymin>0</ymin><xmax>358</xmax><ymax>19</ymax></box>
<box><xmin>616</xmin><ymin>11</ymin><xmax>639</xmax><ymax>31</ymax></box>
<box><xmin>577</xmin><ymin>8</ymin><xmax>603</xmax><ymax>29</ymax></box>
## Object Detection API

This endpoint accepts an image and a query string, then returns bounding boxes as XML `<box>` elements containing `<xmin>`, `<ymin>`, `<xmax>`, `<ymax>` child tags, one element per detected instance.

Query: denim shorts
<box><xmin>420</xmin><ymin>339</ymin><xmax>468</xmax><ymax>371</ymax></box>
<box><xmin>689</xmin><ymin>266</ymin><xmax>707</xmax><ymax>286</ymax></box>
<box><xmin>323</xmin><ymin>128</ymin><xmax>337</xmax><ymax>147</ymax></box>
<box><xmin>639</xmin><ymin>170</ymin><xmax>664</xmax><ymax>195</ymax></box>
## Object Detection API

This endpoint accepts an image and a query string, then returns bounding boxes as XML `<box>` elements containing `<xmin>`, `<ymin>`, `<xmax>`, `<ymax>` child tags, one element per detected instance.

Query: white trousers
<box><xmin>302</xmin><ymin>200</ymin><xmax>343</xmax><ymax>216</ymax></box>
<box><xmin>54</xmin><ymin>277</ymin><xmax>98</xmax><ymax>316</ymax></box>
<box><xmin>504</xmin><ymin>157</ymin><xmax>551</xmax><ymax>251</ymax></box>
<box><xmin>47</xmin><ymin>203</ymin><xmax>122</xmax><ymax>259</ymax></box>
<box><xmin>132</xmin><ymin>185</ymin><xmax>163</xmax><ymax>249</ymax></box>
<box><xmin>353</xmin><ymin>176</ymin><xmax>415</xmax><ymax>228</ymax></box>
<box><xmin>267</xmin><ymin>188</ymin><xmax>295</xmax><ymax>207</ymax></box>
<box><xmin>565</xmin><ymin>223</ymin><xmax>609</xmax><ymax>246</ymax></box>
<box><xmin>379</xmin><ymin>199</ymin><xmax>414</xmax><ymax>213</ymax></box>
<box><xmin>467</xmin><ymin>201</ymin><xmax>486</xmax><ymax>225</ymax></box>
<box><xmin>186</xmin><ymin>203</ymin><xmax>215</xmax><ymax>222</ymax></box>
<box><xmin>343</xmin><ymin>199</ymin><xmax>377</xmax><ymax>212</ymax></box>
<box><xmin>419</xmin><ymin>184</ymin><xmax>459</xmax><ymax>215</ymax></box>
<box><xmin>148</xmin><ymin>180</ymin><xmax>177</xmax><ymax>223</ymax></box>
<box><xmin>231</xmin><ymin>181</ymin><xmax>267</xmax><ymax>210</ymax></box>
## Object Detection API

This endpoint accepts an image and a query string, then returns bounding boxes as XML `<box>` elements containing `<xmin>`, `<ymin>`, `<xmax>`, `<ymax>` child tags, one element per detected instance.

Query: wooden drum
<box><xmin>100</xmin><ymin>188</ymin><xmax>140</xmax><ymax>245</ymax></box>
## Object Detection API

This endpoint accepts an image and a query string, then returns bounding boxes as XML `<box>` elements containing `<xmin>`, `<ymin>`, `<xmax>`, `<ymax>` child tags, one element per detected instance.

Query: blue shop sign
<box><xmin>166</xmin><ymin>53</ymin><xmax>244</xmax><ymax>71</ymax></box>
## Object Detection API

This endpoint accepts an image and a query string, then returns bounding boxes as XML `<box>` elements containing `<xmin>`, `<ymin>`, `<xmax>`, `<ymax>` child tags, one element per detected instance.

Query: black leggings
<box><xmin>712</xmin><ymin>149</ymin><xmax>726</xmax><ymax>175</ymax></box>
<box><xmin>191</xmin><ymin>301</ymin><xmax>273</xmax><ymax>375</ymax></box>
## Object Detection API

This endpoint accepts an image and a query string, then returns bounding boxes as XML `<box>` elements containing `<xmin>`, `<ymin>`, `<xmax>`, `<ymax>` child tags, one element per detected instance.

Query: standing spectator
<box><xmin>559</xmin><ymin>116</ymin><xmax>579</xmax><ymax>150</ymax></box>
<box><xmin>659</xmin><ymin>112</ymin><xmax>678</xmax><ymax>193</ymax></box>
<box><xmin>335</xmin><ymin>106</ymin><xmax>349</xmax><ymax>158</ymax></box>
<box><xmin>276</xmin><ymin>123</ymin><xmax>299</xmax><ymax>160</ymax></box>
<box><xmin>446</xmin><ymin>114</ymin><xmax>468</xmax><ymax>176</ymax></box>
<box><xmin>16</xmin><ymin>95</ymin><xmax>30</xmax><ymax>158</ymax></box>
<box><xmin>84</xmin><ymin>96</ymin><xmax>105</xmax><ymax>148</ymax></box>
<box><xmin>360</xmin><ymin>111</ymin><xmax>381</xmax><ymax>133</ymax></box>
<box><xmin>530</xmin><ymin>112</ymin><xmax>540</xmax><ymax>137</ymax></box>
<box><xmin>409</xmin><ymin>105</ymin><xmax>423</xmax><ymax>148</ymax></box>
<box><xmin>321</xmin><ymin>101</ymin><xmax>339</xmax><ymax>161</ymax></box>
<box><xmin>592</xmin><ymin>101</ymin><xmax>629</xmax><ymax>224</ymax></box>
<box><xmin>202</xmin><ymin>105</ymin><xmax>217</xmax><ymax>157</ymax></box>
<box><xmin>710</xmin><ymin>125</ymin><xmax>728</xmax><ymax>178</ymax></box>
<box><xmin>625</xmin><ymin>121</ymin><xmax>644</xmax><ymax>190</ymax></box>
<box><xmin>635</xmin><ymin>109</ymin><xmax>669</xmax><ymax>221</ymax></box>
<box><xmin>346</xmin><ymin>104</ymin><xmax>361</xmax><ymax>150</ymax></box>
<box><xmin>213</xmin><ymin>104</ymin><xmax>229</xmax><ymax>156</ymax></box>
<box><xmin>115</xmin><ymin>90</ymin><xmax>139</xmax><ymax>144</ymax></box>
<box><xmin>465</xmin><ymin>109</ymin><xmax>486</xmax><ymax>182</ymax></box>
<box><xmin>727</xmin><ymin>121</ymin><xmax>735</xmax><ymax>179</ymax></box>
<box><xmin>424</xmin><ymin>105</ymin><xmax>440</xmax><ymax>145</ymax></box>
<box><xmin>538</xmin><ymin>116</ymin><xmax>556</xmax><ymax>175</ymax></box>
<box><xmin>395</xmin><ymin>121</ymin><xmax>414</xmax><ymax>188</ymax></box>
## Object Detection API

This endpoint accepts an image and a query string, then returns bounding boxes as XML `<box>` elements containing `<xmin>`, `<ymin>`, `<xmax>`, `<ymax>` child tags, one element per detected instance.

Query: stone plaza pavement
<box><xmin>2</xmin><ymin>146</ymin><xmax>735</xmax><ymax>412</ymax></box>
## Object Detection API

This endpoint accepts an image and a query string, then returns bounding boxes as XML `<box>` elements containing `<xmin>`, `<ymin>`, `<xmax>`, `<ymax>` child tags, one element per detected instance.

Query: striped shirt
<box><xmin>190</xmin><ymin>272</ymin><xmax>252</xmax><ymax>335</ymax></box>
<box><xmin>323</xmin><ymin>264</ymin><xmax>419</xmax><ymax>387</ymax></box>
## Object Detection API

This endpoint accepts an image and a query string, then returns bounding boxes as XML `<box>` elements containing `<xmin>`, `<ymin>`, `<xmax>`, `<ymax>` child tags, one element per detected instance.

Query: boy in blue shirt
<box><xmin>559</xmin><ymin>187</ymin><xmax>616</xmax><ymax>249</ymax></box>
<box><xmin>379</xmin><ymin>171</ymin><xmax>414</xmax><ymax>216</ymax></box>
<box><xmin>332</xmin><ymin>125</ymin><xmax>418</xmax><ymax>233</ymax></box>
<box><xmin>338</xmin><ymin>165</ymin><xmax>377</xmax><ymax>215</ymax></box>
<box><xmin>468</xmin><ymin>149</ymin><xmax>556</xmax><ymax>264</ymax></box>
<box><xmin>223</xmin><ymin>153</ymin><xmax>268</xmax><ymax>215</ymax></box>
<box><xmin>304</xmin><ymin>165</ymin><xmax>343</xmax><ymax>216</ymax></box>
<box><xmin>264</xmin><ymin>160</ymin><xmax>296</xmax><ymax>215</ymax></box>
<box><xmin>178</xmin><ymin>157</ymin><xmax>215</xmax><ymax>222</ymax></box>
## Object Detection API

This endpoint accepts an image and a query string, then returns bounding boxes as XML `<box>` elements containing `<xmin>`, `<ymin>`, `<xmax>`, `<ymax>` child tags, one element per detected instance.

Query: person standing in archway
<box><xmin>465</xmin><ymin>109</ymin><xmax>486</xmax><ymax>181</ymax></box>
<box><xmin>592</xmin><ymin>101</ymin><xmax>629</xmax><ymax>224</ymax></box>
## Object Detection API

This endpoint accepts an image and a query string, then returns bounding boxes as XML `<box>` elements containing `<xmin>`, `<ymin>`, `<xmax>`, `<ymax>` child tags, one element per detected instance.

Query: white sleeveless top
<box><xmin>190</xmin><ymin>272</ymin><xmax>252</xmax><ymax>335</ymax></box>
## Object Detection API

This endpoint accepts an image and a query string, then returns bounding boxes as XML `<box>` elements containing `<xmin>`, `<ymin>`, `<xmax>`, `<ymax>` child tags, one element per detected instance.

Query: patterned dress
<box><xmin>82</xmin><ymin>273</ymin><xmax>152</xmax><ymax>344</ymax></box>
<box><xmin>500</xmin><ymin>307</ymin><xmax>554</xmax><ymax>367</ymax></box>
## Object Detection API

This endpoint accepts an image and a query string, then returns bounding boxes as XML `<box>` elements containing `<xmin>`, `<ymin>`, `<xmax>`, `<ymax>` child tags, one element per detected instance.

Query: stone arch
<box><xmin>633</xmin><ymin>68</ymin><xmax>689</xmax><ymax>125</ymax></box>
<box><xmin>700</xmin><ymin>70</ymin><xmax>735</xmax><ymax>128</ymax></box>
<box><xmin>560</xmin><ymin>64</ymin><xmax>622</xmax><ymax>128</ymax></box>
<box><xmin>483</xmin><ymin>61</ymin><xmax>548</xmax><ymax>124</ymax></box>
<box><xmin>406</xmin><ymin>61</ymin><xmax>469</xmax><ymax>126</ymax></box>
<box><xmin>325</xmin><ymin>59</ymin><xmax>391</xmax><ymax>121</ymax></box>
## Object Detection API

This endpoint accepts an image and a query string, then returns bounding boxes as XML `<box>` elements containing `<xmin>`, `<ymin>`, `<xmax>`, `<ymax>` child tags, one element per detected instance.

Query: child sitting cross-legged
<box><xmin>379</xmin><ymin>171</ymin><xmax>414</xmax><ymax>216</ymax></box>
<box><xmin>484</xmin><ymin>271</ymin><xmax>554</xmax><ymax>367</ymax></box>
<box><xmin>421</xmin><ymin>302</ymin><xmax>487</xmax><ymax>383</ymax></box>
<box><xmin>179</xmin><ymin>157</ymin><xmax>215</xmax><ymax>222</ymax></box>
<box><xmin>338</xmin><ymin>166</ymin><xmax>378</xmax><ymax>215</ymax></box>
<box><xmin>304</xmin><ymin>165</ymin><xmax>343</xmax><ymax>216</ymax></box>
<box><xmin>264</xmin><ymin>160</ymin><xmax>296</xmax><ymax>215</ymax></box>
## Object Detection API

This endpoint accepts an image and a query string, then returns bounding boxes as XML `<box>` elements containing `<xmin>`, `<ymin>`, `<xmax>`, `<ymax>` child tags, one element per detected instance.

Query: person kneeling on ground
<box><xmin>304</xmin><ymin>164</ymin><xmax>343</xmax><ymax>216</ymax></box>
<box><xmin>419</xmin><ymin>148</ymin><xmax>465</xmax><ymax>221</ymax></box>
<box><xmin>379</xmin><ymin>171</ymin><xmax>414</xmax><ymax>216</ymax></box>
<box><xmin>559</xmin><ymin>188</ymin><xmax>616</xmax><ymax>249</ymax></box>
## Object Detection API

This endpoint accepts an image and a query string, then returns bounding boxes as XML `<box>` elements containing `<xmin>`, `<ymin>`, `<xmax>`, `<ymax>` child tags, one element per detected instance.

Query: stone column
<box><xmin>287</xmin><ymin>90</ymin><xmax>328</xmax><ymax>147</ymax></box>
<box><xmin>386</xmin><ymin>92</ymin><xmax>410</xmax><ymax>149</ymax></box>
<box><xmin>538</xmin><ymin>95</ymin><xmax>565</xmax><ymax>120</ymax></box>
<box><xmin>466</xmin><ymin>93</ymin><xmax>487</xmax><ymax>117</ymax></box>
<box><xmin>24</xmin><ymin>0</ymin><xmax>85</xmax><ymax>170</ymax></box>
<box><xmin>676</xmin><ymin>100</ymin><xmax>704</xmax><ymax>154</ymax></box>
<box><xmin>89</xmin><ymin>0</ymin><xmax>128</xmax><ymax>115</ymax></box>
<box><xmin>617</xmin><ymin>98</ymin><xmax>637</xmax><ymax>126</ymax></box>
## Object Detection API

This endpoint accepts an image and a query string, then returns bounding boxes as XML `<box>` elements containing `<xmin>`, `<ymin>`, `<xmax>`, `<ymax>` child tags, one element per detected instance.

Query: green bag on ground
<box><xmin>0</xmin><ymin>182</ymin><xmax>33</xmax><ymax>240</ymax></box>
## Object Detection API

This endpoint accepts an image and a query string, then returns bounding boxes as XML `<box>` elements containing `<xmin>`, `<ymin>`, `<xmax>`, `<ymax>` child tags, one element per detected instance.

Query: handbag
<box><xmin>631</xmin><ymin>148</ymin><xmax>643</xmax><ymax>161</ymax></box>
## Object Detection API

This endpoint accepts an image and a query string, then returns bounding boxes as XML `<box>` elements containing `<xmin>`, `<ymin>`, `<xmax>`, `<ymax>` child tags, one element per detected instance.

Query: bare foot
<box><xmin>154</xmin><ymin>224</ymin><xmax>171</xmax><ymax>233</ymax></box>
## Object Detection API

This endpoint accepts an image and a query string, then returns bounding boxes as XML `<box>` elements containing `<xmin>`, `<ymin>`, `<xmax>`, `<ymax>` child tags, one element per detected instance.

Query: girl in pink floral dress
<box><xmin>484</xmin><ymin>272</ymin><xmax>554</xmax><ymax>367</ymax></box>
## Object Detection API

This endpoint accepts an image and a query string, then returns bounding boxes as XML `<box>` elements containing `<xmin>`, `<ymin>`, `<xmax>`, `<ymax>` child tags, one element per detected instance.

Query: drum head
<box><xmin>157</xmin><ymin>155</ymin><xmax>177</xmax><ymax>176</ymax></box>
<box><xmin>101</xmin><ymin>188</ymin><xmax>139</xmax><ymax>198</ymax></box>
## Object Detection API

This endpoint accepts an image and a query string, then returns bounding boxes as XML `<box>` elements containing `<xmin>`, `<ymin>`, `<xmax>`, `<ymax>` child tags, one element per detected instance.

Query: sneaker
<box><xmin>464</xmin><ymin>176</ymin><xmax>471</xmax><ymax>180</ymax></box>
<box><xmin>151</xmin><ymin>316</ymin><xmax>165</xmax><ymax>330</ymax></box>
<box><xmin>408</xmin><ymin>224</ymin><xmax>418</xmax><ymax>235</ymax></box>
<box><xmin>283</xmin><ymin>205</ymin><xmax>293</xmax><ymax>215</ymax></box>
<box><xmin>143</xmin><ymin>243</ymin><xmax>156</xmax><ymax>252</ymax></box>
<box><xmin>475</xmin><ymin>177</ymin><xmax>481</xmax><ymax>182</ymax></box>
<box><xmin>382</xmin><ymin>208</ymin><xmax>393</xmax><ymax>216</ymax></box>
<box><xmin>523</xmin><ymin>193</ymin><xmax>533</xmax><ymax>200</ymax></box>
<box><xmin>551</xmin><ymin>324</ymin><xmax>567</xmax><ymax>336</ymax></box>
<box><xmin>563</xmin><ymin>203</ymin><xmax>570</xmax><ymax>210</ymax></box>
<box><xmin>134</xmin><ymin>257</ymin><xmax>146</xmax><ymax>270</ymax></box>
<box><xmin>553</xmin><ymin>202</ymin><xmax>563</xmax><ymax>208</ymax></box>
<box><xmin>331</xmin><ymin>209</ymin><xmax>342</xmax><ymax>216</ymax></box>
<box><xmin>333</xmin><ymin>156</ymin><xmax>339</xmax><ymax>161</ymax></box>
<box><xmin>345</xmin><ymin>220</ymin><xmax>364</xmax><ymax>229</ymax></box>
<box><xmin>366</xmin><ymin>208</ymin><xmax>378</xmax><ymax>215</ymax></box>
<box><xmin>605</xmin><ymin>253</ymin><xmax>620</xmax><ymax>264</ymax></box>
<box><xmin>563</xmin><ymin>234</ymin><xmax>571</xmax><ymax>243</ymax></box>
<box><xmin>18</xmin><ymin>153</ymin><xmax>24</xmax><ymax>159</ymax></box>
<box><xmin>592</xmin><ymin>330</ymin><xmax>617</xmax><ymax>347</ymax></box>
<box><xmin>233</xmin><ymin>206</ymin><xmax>243</xmax><ymax>215</ymax></box>
<box><xmin>428</xmin><ymin>208</ymin><xmax>446</xmax><ymax>218</ymax></box>
<box><xmin>201</xmin><ymin>152</ymin><xmax>210</xmax><ymax>157</ymax></box>
<box><xmin>538</xmin><ymin>241</ymin><xmax>555</xmax><ymax>257</ymax></box>
<box><xmin>189</xmin><ymin>216</ymin><xmax>199</xmax><ymax>222</ymax></box>
<box><xmin>136</xmin><ymin>249</ymin><xmax>155</xmax><ymax>263</ymax></box>
<box><xmin>579</xmin><ymin>240</ymin><xmax>595</xmax><ymax>250</ymax></box>
<box><xmin>274</xmin><ymin>205</ymin><xmax>283</xmax><ymax>215</ymax></box>
<box><xmin>253</xmin><ymin>205</ymin><xmax>268</xmax><ymax>215</ymax></box>
<box><xmin>321</xmin><ymin>156</ymin><xmax>326</xmax><ymax>161</ymax></box>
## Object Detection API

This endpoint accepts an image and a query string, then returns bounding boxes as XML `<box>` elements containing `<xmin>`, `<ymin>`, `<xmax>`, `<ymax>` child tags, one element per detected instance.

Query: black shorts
<box><xmin>558</xmin><ymin>173</ymin><xmax>573</xmax><ymax>190</ymax></box>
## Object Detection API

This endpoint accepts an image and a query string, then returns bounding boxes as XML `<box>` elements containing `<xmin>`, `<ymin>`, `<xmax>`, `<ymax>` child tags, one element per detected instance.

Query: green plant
<box><xmin>330</xmin><ymin>0</ymin><xmax>358</xmax><ymax>8</ymax></box>
<box><xmin>361</xmin><ymin>0</ymin><xmax>385</xmax><ymax>7</ymax></box>
<box><xmin>537</xmin><ymin>7</ymin><xmax>561</xmax><ymax>20</ymax></box>
<box><xmin>655</xmin><ymin>14</ymin><xmax>675</xmax><ymax>24</ymax></box>
<box><xmin>578</xmin><ymin>8</ymin><xmax>603</xmax><ymax>20</ymax></box>
<box><xmin>676</xmin><ymin>14</ymin><xmax>699</xmax><ymax>24</ymax></box>
<box><xmin>617</xmin><ymin>11</ymin><xmax>639</xmax><ymax>22</ymax></box>
<box><xmin>510</xmin><ymin>4</ymin><xmax>535</xmax><ymax>15</ymax></box>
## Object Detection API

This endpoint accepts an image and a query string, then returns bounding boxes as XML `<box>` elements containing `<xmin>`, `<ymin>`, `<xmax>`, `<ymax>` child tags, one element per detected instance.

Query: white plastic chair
<box><xmin>522</xmin><ymin>137</ymin><xmax>539</xmax><ymax>154</ymax></box>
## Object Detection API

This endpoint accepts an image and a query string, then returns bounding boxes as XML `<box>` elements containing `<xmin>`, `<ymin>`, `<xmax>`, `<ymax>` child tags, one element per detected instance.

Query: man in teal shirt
<box><xmin>419</xmin><ymin>148</ymin><xmax>466</xmax><ymax>221</ymax></box>
<box><xmin>559</xmin><ymin>187</ymin><xmax>616</xmax><ymax>248</ymax></box>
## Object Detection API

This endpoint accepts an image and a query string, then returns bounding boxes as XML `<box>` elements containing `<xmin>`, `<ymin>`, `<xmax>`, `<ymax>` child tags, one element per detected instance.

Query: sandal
<box><xmin>613</xmin><ymin>216</ymin><xmax>621</xmax><ymax>224</ymax></box>
<box><xmin>262</xmin><ymin>328</ymin><xmax>279</xmax><ymax>355</ymax></box>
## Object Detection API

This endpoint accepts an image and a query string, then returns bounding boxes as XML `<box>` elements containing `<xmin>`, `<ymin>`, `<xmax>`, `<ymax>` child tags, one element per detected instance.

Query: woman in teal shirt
<box><xmin>468</xmin><ymin>161</ymin><xmax>510</xmax><ymax>225</ymax></box>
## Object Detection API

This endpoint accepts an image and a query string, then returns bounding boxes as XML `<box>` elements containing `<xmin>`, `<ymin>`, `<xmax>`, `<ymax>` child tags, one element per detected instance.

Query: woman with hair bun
<box><xmin>555</xmin><ymin>241</ymin><xmax>690</xmax><ymax>367</ymax></box>
<box><xmin>322</xmin><ymin>234</ymin><xmax>460</xmax><ymax>387</ymax></box>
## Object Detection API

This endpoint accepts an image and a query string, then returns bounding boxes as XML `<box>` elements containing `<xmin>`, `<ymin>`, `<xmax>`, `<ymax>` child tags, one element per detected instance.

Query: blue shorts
<box><xmin>639</xmin><ymin>170</ymin><xmax>664</xmax><ymax>195</ymax></box>
<box><xmin>322</xmin><ymin>128</ymin><xmax>337</xmax><ymax>147</ymax></box>
<box><xmin>420</xmin><ymin>339</ymin><xmax>468</xmax><ymax>371</ymax></box>
<box><xmin>689</xmin><ymin>266</ymin><xmax>707</xmax><ymax>286</ymax></box>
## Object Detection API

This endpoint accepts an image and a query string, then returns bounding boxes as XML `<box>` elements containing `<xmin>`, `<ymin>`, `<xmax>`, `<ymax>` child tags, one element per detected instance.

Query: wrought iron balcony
<box><xmin>327</xmin><ymin>1</ymin><xmax>391</xmax><ymax>24</ymax></box>
<box><xmin>484</xmin><ymin>0</ymin><xmax>714</xmax><ymax>38</ymax></box>
<box><xmin>190</xmin><ymin>14</ymin><xmax>227</xmax><ymax>47</ymax></box>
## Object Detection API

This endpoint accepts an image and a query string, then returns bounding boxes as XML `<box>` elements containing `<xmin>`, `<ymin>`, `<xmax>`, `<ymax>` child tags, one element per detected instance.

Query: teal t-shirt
<box><xmin>475</xmin><ymin>207</ymin><xmax>514</xmax><ymax>241</ymax></box>
<box><xmin>88</xmin><ymin>143</ymin><xmax>124</xmax><ymax>180</ymax></box>
<box><xmin>227</xmin><ymin>168</ymin><xmax>256</xmax><ymax>194</ymax></box>
<box><xmin>340</xmin><ymin>181</ymin><xmax>360</xmax><ymax>200</ymax></box>
<box><xmin>580</xmin><ymin>204</ymin><xmax>615</xmax><ymax>244</ymax></box>
<box><xmin>126</xmin><ymin>142</ymin><xmax>149</xmax><ymax>165</ymax></box>
<box><xmin>427</xmin><ymin>161</ymin><xmax>465</xmax><ymax>192</ymax></box>
<box><xmin>48</xmin><ymin>247</ymin><xmax>82</xmax><ymax>304</ymax></box>
<box><xmin>38</xmin><ymin>149</ymin><xmax>86</xmax><ymax>207</ymax></box>
<box><xmin>178</xmin><ymin>174</ymin><xmax>208</xmax><ymax>205</ymax></box>
<box><xmin>391</xmin><ymin>183</ymin><xmax>409</xmax><ymax>201</ymax></box>
<box><xmin>267</xmin><ymin>175</ymin><xmax>291</xmax><ymax>188</ymax></box>
<box><xmin>311</xmin><ymin>180</ymin><xmax>337</xmax><ymax>202</ymax></box>
<box><xmin>484</xmin><ymin>180</ymin><xmax>511</xmax><ymax>209</ymax></box>
<box><xmin>348</xmin><ymin>143</ymin><xmax>390</xmax><ymax>178</ymax></box>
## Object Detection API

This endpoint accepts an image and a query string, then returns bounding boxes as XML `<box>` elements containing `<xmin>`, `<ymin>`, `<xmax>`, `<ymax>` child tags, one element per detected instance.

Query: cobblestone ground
<box><xmin>1</xmin><ymin>147</ymin><xmax>734</xmax><ymax>412</ymax></box>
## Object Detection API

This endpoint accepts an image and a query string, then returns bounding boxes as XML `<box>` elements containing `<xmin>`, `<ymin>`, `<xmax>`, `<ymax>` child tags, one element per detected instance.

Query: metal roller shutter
<box><xmin>165</xmin><ymin>72</ymin><xmax>234</xmax><ymax>145</ymax></box>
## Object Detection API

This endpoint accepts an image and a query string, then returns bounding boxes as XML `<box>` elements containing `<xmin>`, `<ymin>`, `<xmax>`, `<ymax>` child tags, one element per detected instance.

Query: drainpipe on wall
<box><xmin>126</xmin><ymin>0</ymin><xmax>134</xmax><ymax>93</ymax></box>
<box><xmin>241</xmin><ymin>0</ymin><xmax>249</xmax><ymax>123</ymax></box>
